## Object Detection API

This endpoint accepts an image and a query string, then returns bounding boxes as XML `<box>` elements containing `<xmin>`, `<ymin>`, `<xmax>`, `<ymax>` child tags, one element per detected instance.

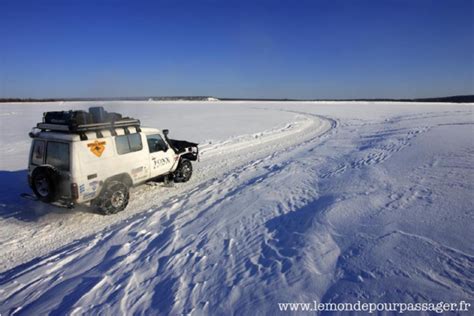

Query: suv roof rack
<box><xmin>37</xmin><ymin>118</ymin><xmax>141</xmax><ymax>133</ymax></box>
<box><xmin>36</xmin><ymin>118</ymin><xmax>141</xmax><ymax>140</ymax></box>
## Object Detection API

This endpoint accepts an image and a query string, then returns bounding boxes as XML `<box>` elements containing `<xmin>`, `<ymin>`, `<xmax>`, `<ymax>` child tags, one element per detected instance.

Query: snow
<box><xmin>0</xmin><ymin>101</ymin><xmax>473</xmax><ymax>314</ymax></box>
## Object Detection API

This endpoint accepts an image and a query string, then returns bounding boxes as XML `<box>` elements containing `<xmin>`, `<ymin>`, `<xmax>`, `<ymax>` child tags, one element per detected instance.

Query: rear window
<box><xmin>31</xmin><ymin>140</ymin><xmax>45</xmax><ymax>165</ymax></box>
<box><xmin>115</xmin><ymin>134</ymin><xmax>143</xmax><ymax>155</ymax></box>
<box><xmin>46</xmin><ymin>142</ymin><xmax>70</xmax><ymax>171</ymax></box>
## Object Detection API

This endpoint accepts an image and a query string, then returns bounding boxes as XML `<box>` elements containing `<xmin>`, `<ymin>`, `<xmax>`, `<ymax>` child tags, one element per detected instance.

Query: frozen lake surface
<box><xmin>0</xmin><ymin>100</ymin><xmax>472</xmax><ymax>314</ymax></box>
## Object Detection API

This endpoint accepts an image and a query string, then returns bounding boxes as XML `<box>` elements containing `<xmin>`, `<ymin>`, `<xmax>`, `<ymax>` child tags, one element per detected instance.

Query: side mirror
<box><xmin>163</xmin><ymin>129</ymin><xmax>169</xmax><ymax>136</ymax></box>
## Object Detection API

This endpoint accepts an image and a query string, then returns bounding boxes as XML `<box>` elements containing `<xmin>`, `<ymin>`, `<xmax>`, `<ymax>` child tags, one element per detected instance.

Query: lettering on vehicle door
<box><xmin>152</xmin><ymin>157</ymin><xmax>171</xmax><ymax>169</ymax></box>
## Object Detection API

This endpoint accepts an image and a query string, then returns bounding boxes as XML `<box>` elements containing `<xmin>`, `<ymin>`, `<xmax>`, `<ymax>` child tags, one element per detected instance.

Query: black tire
<box><xmin>174</xmin><ymin>159</ymin><xmax>193</xmax><ymax>183</ymax></box>
<box><xmin>94</xmin><ymin>181</ymin><xmax>129</xmax><ymax>215</ymax></box>
<box><xmin>31</xmin><ymin>167</ymin><xmax>59</xmax><ymax>202</ymax></box>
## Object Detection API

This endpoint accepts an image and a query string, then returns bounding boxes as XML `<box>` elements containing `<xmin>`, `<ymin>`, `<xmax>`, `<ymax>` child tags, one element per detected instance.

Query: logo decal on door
<box><xmin>87</xmin><ymin>140</ymin><xmax>106</xmax><ymax>157</ymax></box>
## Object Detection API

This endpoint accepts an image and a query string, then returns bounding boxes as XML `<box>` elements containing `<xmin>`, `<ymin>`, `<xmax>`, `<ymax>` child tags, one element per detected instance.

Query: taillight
<box><xmin>71</xmin><ymin>183</ymin><xmax>79</xmax><ymax>200</ymax></box>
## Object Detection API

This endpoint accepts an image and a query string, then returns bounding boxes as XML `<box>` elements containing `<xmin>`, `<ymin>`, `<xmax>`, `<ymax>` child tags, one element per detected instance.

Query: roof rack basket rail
<box><xmin>36</xmin><ymin>118</ymin><xmax>141</xmax><ymax>134</ymax></box>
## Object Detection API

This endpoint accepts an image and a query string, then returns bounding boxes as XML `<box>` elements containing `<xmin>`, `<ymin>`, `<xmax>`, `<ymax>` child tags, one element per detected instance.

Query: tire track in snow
<box><xmin>320</xmin><ymin>125</ymin><xmax>430</xmax><ymax>179</ymax></box>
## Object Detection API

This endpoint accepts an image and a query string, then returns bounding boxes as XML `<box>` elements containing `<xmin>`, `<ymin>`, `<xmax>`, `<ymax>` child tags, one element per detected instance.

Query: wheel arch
<box><xmin>93</xmin><ymin>173</ymin><xmax>131</xmax><ymax>215</ymax></box>
<box><xmin>103</xmin><ymin>173</ymin><xmax>133</xmax><ymax>188</ymax></box>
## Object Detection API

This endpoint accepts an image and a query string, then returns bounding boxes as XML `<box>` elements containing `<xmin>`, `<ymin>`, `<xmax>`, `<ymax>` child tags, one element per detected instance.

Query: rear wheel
<box><xmin>31</xmin><ymin>167</ymin><xmax>59</xmax><ymax>202</ymax></box>
<box><xmin>174</xmin><ymin>159</ymin><xmax>193</xmax><ymax>183</ymax></box>
<box><xmin>94</xmin><ymin>181</ymin><xmax>129</xmax><ymax>215</ymax></box>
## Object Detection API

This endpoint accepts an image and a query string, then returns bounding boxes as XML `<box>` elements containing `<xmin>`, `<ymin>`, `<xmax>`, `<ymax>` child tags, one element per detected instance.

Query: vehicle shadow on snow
<box><xmin>0</xmin><ymin>170</ymin><xmax>93</xmax><ymax>222</ymax></box>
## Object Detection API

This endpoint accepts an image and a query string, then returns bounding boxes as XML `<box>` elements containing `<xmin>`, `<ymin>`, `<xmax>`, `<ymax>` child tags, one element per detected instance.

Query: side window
<box><xmin>147</xmin><ymin>134</ymin><xmax>168</xmax><ymax>153</ymax></box>
<box><xmin>31</xmin><ymin>140</ymin><xmax>45</xmax><ymax>165</ymax></box>
<box><xmin>115</xmin><ymin>134</ymin><xmax>143</xmax><ymax>155</ymax></box>
<box><xmin>46</xmin><ymin>142</ymin><xmax>70</xmax><ymax>171</ymax></box>
<box><xmin>115</xmin><ymin>135</ymin><xmax>130</xmax><ymax>155</ymax></box>
<box><xmin>129</xmin><ymin>133</ymin><xmax>143</xmax><ymax>152</ymax></box>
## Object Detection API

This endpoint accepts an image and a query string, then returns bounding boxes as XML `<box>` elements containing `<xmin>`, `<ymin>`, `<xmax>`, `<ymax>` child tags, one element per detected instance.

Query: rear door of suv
<box><xmin>29</xmin><ymin>139</ymin><xmax>71</xmax><ymax>197</ymax></box>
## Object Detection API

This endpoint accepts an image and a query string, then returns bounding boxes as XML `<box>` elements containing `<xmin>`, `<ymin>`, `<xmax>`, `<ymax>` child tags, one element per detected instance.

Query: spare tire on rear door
<box><xmin>31</xmin><ymin>166</ymin><xmax>60</xmax><ymax>202</ymax></box>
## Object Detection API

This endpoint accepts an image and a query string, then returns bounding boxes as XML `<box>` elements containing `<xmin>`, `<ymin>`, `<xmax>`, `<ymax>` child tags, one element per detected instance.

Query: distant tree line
<box><xmin>0</xmin><ymin>98</ymin><xmax>61</xmax><ymax>103</ymax></box>
<box><xmin>0</xmin><ymin>96</ymin><xmax>214</xmax><ymax>103</ymax></box>
<box><xmin>1</xmin><ymin>95</ymin><xmax>473</xmax><ymax>103</ymax></box>
<box><xmin>220</xmin><ymin>95</ymin><xmax>474</xmax><ymax>103</ymax></box>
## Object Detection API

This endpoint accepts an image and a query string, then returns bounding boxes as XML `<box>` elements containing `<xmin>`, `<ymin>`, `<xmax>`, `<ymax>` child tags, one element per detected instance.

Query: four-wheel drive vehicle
<box><xmin>27</xmin><ymin>106</ymin><xmax>198</xmax><ymax>214</ymax></box>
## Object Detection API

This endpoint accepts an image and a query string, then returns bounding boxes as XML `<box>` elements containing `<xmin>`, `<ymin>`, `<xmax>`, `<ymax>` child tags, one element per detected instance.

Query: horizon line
<box><xmin>0</xmin><ymin>94</ymin><xmax>473</xmax><ymax>103</ymax></box>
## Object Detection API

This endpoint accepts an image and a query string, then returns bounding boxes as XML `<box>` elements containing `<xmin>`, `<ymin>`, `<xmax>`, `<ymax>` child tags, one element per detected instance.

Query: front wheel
<box><xmin>93</xmin><ymin>181</ymin><xmax>129</xmax><ymax>215</ymax></box>
<box><xmin>174</xmin><ymin>159</ymin><xmax>193</xmax><ymax>183</ymax></box>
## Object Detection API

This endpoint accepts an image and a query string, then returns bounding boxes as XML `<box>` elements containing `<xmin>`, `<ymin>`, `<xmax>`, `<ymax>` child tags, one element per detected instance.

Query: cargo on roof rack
<box><xmin>33</xmin><ymin>106</ymin><xmax>141</xmax><ymax>140</ymax></box>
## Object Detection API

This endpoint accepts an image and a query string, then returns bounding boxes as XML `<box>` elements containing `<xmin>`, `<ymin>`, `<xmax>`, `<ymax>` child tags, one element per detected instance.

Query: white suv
<box><xmin>27</xmin><ymin>107</ymin><xmax>198</xmax><ymax>214</ymax></box>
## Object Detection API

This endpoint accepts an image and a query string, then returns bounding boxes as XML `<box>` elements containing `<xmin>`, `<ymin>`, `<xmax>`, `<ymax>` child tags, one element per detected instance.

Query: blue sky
<box><xmin>0</xmin><ymin>0</ymin><xmax>472</xmax><ymax>99</ymax></box>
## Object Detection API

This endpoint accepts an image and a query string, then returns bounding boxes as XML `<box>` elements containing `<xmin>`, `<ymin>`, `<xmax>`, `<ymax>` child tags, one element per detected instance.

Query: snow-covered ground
<box><xmin>0</xmin><ymin>101</ymin><xmax>473</xmax><ymax>315</ymax></box>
